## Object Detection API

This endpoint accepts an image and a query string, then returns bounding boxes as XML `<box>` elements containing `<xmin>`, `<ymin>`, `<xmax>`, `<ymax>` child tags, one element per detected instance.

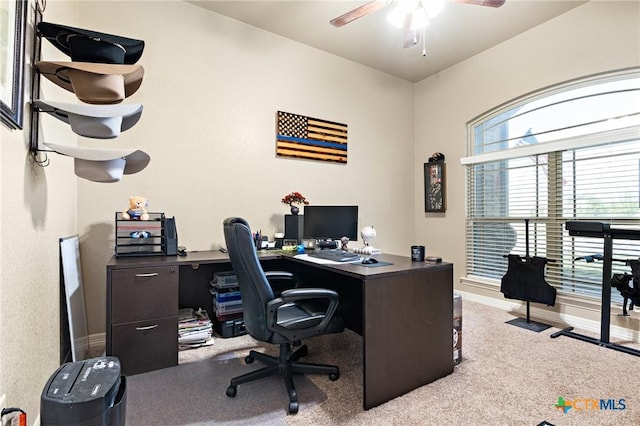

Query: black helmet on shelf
<box><xmin>428</xmin><ymin>152</ymin><xmax>445</xmax><ymax>162</ymax></box>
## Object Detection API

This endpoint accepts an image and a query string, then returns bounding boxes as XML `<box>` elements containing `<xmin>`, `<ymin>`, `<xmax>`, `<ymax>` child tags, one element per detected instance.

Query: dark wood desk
<box><xmin>106</xmin><ymin>251</ymin><xmax>454</xmax><ymax>410</ymax></box>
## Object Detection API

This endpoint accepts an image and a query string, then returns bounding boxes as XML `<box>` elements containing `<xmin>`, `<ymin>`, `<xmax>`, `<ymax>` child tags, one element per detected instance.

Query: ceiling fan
<box><xmin>330</xmin><ymin>0</ymin><xmax>506</xmax><ymax>53</ymax></box>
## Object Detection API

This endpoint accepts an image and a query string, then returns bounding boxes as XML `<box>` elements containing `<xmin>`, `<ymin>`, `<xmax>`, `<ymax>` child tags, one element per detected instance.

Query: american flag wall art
<box><xmin>276</xmin><ymin>111</ymin><xmax>348</xmax><ymax>163</ymax></box>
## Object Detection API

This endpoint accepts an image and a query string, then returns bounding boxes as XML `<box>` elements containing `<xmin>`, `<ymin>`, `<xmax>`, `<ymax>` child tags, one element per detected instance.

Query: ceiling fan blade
<box><xmin>330</xmin><ymin>0</ymin><xmax>389</xmax><ymax>28</ymax></box>
<box><xmin>452</xmin><ymin>0</ymin><xmax>506</xmax><ymax>7</ymax></box>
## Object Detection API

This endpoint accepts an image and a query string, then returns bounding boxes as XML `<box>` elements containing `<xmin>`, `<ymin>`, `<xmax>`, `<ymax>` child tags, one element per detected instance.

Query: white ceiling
<box><xmin>186</xmin><ymin>0</ymin><xmax>587</xmax><ymax>82</ymax></box>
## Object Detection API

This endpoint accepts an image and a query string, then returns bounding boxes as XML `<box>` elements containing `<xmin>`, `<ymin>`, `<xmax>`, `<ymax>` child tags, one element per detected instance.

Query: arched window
<box><xmin>462</xmin><ymin>68</ymin><xmax>640</xmax><ymax>299</ymax></box>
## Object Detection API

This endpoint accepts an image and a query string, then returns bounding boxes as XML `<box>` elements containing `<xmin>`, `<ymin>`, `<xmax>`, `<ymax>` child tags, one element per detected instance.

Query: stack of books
<box><xmin>178</xmin><ymin>307</ymin><xmax>213</xmax><ymax>349</ymax></box>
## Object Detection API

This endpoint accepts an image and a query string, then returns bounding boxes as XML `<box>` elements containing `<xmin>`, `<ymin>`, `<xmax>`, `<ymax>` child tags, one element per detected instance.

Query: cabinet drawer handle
<box><xmin>135</xmin><ymin>272</ymin><xmax>159</xmax><ymax>277</ymax></box>
<box><xmin>135</xmin><ymin>324</ymin><xmax>159</xmax><ymax>331</ymax></box>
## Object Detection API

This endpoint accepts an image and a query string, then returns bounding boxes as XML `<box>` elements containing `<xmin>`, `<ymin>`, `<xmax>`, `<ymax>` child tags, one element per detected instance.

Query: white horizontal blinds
<box><xmin>465</xmin><ymin>69</ymin><xmax>640</xmax><ymax>301</ymax></box>
<box><xmin>565</xmin><ymin>141</ymin><xmax>640</xmax><ymax>219</ymax></box>
<box><xmin>466</xmin><ymin>157</ymin><xmax>556</xmax><ymax>280</ymax></box>
<box><xmin>467</xmin><ymin>143</ymin><xmax>640</xmax><ymax>298</ymax></box>
<box><xmin>559</xmin><ymin>141</ymin><xmax>640</xmax><ymax>297</ymax></box>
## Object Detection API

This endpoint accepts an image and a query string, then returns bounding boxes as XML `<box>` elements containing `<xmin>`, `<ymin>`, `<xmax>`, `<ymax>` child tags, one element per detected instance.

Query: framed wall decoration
<box><xmin>424</xmin><ymin>160</ymin><xmax>446</xmax><ymax>212</ymax></box>
<box><xmin>1</xmin><ymin>0</ymin><xmax>27</xmax><ymax>129</ymax></box>
<box><xmin>276</xmin><ymin>111</ymin><xmax>348</xmax><ymax>164</ymax></box>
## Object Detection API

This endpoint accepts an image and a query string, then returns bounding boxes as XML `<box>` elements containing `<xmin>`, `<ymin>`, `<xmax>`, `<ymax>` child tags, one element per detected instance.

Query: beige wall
<box><xmin>414</xmin><ymin>1</ymin><xmax>640</xmax><ymax>332</ymax></box>
<box><xmin>0</xmin><ymin>0</ymin><xmax>79</xmax><ymax>418</ymax></box>
<box><xmin>74</xmin><ymin>1</ymin><xmax>415</xmax><ymax>339</ymax></box>
<box><xmin>1</xmin><ymin>0</ymin><xmax>639</xmax><ymax>422</ymax></box>
<box><xmin>2</xmin><ymin>0</ymin><xmax>413</xmax><ymax>418</ymax></box>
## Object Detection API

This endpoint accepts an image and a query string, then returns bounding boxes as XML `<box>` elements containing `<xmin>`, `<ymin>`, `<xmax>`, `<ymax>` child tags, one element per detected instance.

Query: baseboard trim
<box><xmin>456</xmin><ymin>289</ymin><xmax>640</xmax><ymax>344</ymax></box>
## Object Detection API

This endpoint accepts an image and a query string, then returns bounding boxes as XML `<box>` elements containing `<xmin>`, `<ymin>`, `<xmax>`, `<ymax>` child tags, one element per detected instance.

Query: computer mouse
<box><xmin>362</xmin><ymin>257</ymin><xmax>378</xmax><ymax>264</ymax></box>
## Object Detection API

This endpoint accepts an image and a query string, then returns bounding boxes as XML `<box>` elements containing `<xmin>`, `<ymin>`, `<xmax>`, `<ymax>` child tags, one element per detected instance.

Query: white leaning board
<box><xmin>60</xmin><ymin>236</ymin><xmax>89</xmax><ymax>361</ymax></box>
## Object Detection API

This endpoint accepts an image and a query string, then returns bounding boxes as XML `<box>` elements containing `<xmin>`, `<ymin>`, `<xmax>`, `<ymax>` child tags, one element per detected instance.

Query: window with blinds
<box><xmin>463</xmin><ymin>69</ymin><xmax>640</xmax><ymax>300</ymax></box>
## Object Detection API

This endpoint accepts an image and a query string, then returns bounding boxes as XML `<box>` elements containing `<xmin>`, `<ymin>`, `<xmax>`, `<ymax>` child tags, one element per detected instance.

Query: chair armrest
<box><xmin>264</xmin><ymin>271</ymin><xmax>295</xmax><ymax>281</ymax></box>
<box><xmin>264</xmin><ymin>271</ymin><xmax>299</xmax><ymax>296</ymax></box>
<box><xmin>266</xmin><ymin>288</ymin><xmax>340</xmax><ymax>336</ymax></box>
<box><xmin>279</xmin><ymin>288</ymin><xmax>339</xmax><ymax>302</ymax></box>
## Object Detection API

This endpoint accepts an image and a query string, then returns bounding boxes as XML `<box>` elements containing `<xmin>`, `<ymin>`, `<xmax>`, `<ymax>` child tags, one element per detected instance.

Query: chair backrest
<box><xmin>223</xmin><ymin>217</ymin><xmax>275</xmax><ymax>342</ymax></box>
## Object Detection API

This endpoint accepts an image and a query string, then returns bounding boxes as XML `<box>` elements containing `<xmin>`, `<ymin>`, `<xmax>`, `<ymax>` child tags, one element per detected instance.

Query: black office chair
<box><xmin>222</xmin><ymin>217</ymin><xmax>344</xmax><ymax>414</ymax></box>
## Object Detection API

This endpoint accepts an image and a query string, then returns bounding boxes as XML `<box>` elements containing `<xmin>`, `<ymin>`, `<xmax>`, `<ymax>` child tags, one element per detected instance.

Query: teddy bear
<box><xmin>121</xmin><ymin>196</ymin><xmax>149</xmax><ymax>220</ymax></box>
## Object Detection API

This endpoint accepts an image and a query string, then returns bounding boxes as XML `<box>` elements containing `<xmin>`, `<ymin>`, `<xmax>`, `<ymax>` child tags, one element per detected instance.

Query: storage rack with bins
<box><xmin>210</xmin><ymin>272</ymin><xmax>246</xmax><ymax>337</ymax></box>
<box><xmin>115</xmin><ymin>212</ymin><xmax>166</xmax><ymax>257</ymax></box>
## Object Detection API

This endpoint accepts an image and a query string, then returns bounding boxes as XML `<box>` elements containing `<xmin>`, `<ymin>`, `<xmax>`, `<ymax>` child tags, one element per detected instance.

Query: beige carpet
<box><xmin>125</xmin><ymin>300</ymin><xmax>640</xmax><ymax>425</ymax></box>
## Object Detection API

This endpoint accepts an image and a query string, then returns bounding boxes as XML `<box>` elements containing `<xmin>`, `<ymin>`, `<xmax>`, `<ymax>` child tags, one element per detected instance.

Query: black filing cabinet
<box><xmin>107</xmin><ymin>265</ymin><xmax>178</xmax><ymax>375</ymax></box>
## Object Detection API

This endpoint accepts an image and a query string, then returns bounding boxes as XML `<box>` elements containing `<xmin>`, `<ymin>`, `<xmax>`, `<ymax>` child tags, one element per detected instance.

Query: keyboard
<box><xmin>307</xmin><ymin>249</ymin><xmax>360</xmax><ymax>263</ymax></box>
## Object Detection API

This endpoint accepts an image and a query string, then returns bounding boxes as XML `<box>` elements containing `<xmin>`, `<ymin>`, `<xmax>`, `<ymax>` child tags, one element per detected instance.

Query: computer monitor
<box><xmin>302</xmin><ymin>205</ymin><xmax>358</xmax><ymax>242</ymax></box>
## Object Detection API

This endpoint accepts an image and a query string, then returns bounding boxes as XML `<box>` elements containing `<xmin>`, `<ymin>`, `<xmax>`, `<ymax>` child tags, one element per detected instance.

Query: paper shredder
<box><xmin>41</xmin><ymin>356</ymin><xmax>126</xmax><ymax>426</ymax></box>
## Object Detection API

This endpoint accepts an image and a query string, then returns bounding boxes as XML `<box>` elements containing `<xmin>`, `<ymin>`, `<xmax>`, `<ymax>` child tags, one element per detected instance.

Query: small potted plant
<box><xmin>281</xmin><ymin>191</ymin><xmax>309</xmax><ymax>215</ymax></box>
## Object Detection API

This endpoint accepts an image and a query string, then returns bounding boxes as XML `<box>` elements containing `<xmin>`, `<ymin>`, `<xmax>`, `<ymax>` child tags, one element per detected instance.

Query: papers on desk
<box><xmin>178</xmin><ymin>307</ymin><xmax>213</xmax><ymax>350</ymax></box>
<box><xmin>294</xmin><ymin>254</ymin><xmax>363</xmax><ymax>265</ymax></box>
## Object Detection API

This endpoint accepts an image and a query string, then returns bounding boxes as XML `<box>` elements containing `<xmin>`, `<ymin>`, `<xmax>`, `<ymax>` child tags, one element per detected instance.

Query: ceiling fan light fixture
<box><xmin>387</xmin><ymin>1</ymin><xmax>413</xmax><ymax>28</ymax></box>
<box><xmin>387</xmin><ymin>0</ymin><xmax>422</xmax><ymax>28</ymax></box>
<box><xmin>410</xmin><ymin>7</ymin><xmax>429</xmax><ymax>30</ymax></box>
<box><xmin>388</xmin><ymin>0</ymin><xmax>442</xmax><ymax>30</ymax></box>
<box><xmin>423</xmin><ymin>0</ymin><xmax>445</xmax><ymax>19</ymax></box>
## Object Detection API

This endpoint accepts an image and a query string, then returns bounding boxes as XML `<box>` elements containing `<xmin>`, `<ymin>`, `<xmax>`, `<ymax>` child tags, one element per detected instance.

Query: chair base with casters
<box><xmin>226</xmin><ymin>342</ymin><xmax>339</xmax><ymax>414</ymax></box>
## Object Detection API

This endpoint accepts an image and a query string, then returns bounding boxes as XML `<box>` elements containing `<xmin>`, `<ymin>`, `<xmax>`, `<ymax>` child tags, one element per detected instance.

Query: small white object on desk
<box><xmin>358</xmin><ymin>226</ymin><xmax>381</xmax><ymax>255</ymax></box>
<box><xmin>353</xmin><ymin>246</ymin><xmax>382</xmax><ymax>255</ymax></box>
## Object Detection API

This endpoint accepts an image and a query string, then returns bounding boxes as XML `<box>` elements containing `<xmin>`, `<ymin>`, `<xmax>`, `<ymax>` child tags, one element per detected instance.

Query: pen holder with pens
<box><xmin>254</xmin><ymin>232</ymin><xmax>266</xmax><ymax>250</ymax></box>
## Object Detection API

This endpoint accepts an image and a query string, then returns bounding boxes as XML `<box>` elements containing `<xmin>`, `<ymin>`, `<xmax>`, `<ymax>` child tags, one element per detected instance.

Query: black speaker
<box><xmin>275</xmin><ymin>238</ymin><xmax>284</xmax><ymax>249</ymax></box>
<box><xmin>284</xmin><ymin>214</ymin><xmax>303</xmax><ymax>243</ymax></box>
<box><xmin>317</xmin><ymin>240</ymin><xmax>338</xmax><ymax>249</ymax></box>
<box><xmin>164</xmin><ymin>217</ymin><xmax>178</xmax><ymax>256</ymax></box>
